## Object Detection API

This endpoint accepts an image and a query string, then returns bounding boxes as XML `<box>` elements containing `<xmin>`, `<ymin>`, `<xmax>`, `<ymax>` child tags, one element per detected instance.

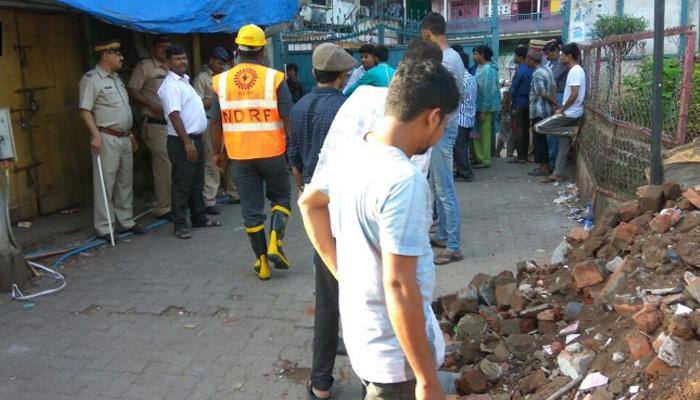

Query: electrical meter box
<box><xmin>0</xmin><ymin>108</ymin><xmax>17</xmax><ymax>161</ymax></box>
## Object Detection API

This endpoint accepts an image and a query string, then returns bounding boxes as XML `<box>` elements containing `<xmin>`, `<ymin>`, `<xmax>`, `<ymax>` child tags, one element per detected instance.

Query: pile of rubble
<box><xmin>436</xmin><ymin>183</ymin><xmax>700</xmax><ymax>400</ymax></box>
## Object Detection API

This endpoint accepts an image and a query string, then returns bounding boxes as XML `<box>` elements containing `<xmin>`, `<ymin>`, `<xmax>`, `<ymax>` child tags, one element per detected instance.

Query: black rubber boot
<box><xmin>267</xmin><ymin>205</ymin><xmax>291</xmax><ymax>270</ymax></box>
<box><xmin>246</xmin><ymin>225</ymin><xmax>271</xmax><ymax>280</ymax></box>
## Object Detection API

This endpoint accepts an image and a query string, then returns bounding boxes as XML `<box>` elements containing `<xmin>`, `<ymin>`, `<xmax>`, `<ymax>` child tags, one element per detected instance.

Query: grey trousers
<box><xmin>201</xmin><ymin>123</ymin><xmax>221</xmax><ymax>207</ymax></box>
<box><xmin>363</xmin><ymin>380</ymin><xmax>416</xmax><ymax>400</ymax></box>
<box><xmin>534</xmin><ymin>114</ymin><xmax>581</xmax><ymax>177</ymax></box>
<box><xmin>92</xmin><ymin>132</ymin><xmax>134</xmax><ymax>236</ymax></box>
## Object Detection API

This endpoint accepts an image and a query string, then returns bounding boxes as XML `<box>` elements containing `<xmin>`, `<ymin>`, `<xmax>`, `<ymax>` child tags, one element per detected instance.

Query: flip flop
<box><xmin>541</xmin><ymin>175</ymin><xmax>563</xmax><ymax>183</ymax></box>
<box><xmin>434</xmin><ymin>249</ymin><xmax>463</xmax><ymax>265</ymax></box>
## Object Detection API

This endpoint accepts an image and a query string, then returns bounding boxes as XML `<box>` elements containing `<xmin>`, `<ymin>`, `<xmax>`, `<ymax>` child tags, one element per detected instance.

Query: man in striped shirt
<box><xmin>527</xmin><ymin>49</ymin><xmax>557</xmax><ymax>177</ymax></box>
<box><xmin>455</xmin><ymin>65</ymin><xmax>478</xmax><ymax>182</ymax></box>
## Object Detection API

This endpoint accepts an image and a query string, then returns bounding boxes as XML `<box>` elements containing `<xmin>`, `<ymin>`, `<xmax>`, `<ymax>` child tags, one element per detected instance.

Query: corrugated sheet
<box><xmin>53</xmin><ymin>0</ymin><xmax>299</xmax><ymax>33</ymax></box>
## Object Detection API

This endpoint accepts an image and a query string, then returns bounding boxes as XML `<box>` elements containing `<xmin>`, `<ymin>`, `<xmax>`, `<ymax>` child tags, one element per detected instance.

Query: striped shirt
<box><xmin>458</xmin><ymin>71</ymin><xmax>477</xmax><ymax>128</ymax></box>
<box><xmin>529</xmin><ymin>65</ymin><xmax>556</xmax><ymax>119</ymax></box>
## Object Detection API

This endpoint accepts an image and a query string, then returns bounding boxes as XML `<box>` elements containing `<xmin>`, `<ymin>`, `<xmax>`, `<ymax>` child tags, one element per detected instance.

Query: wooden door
<box><xmin>0</xmin><ymin>10</ymin><xmax>37</xmax><ymax>218</ymax></box>
<box><xmin>0</xmin><ymin>9</ymin><xmax>90</xmax><ymax>219</ymax></box>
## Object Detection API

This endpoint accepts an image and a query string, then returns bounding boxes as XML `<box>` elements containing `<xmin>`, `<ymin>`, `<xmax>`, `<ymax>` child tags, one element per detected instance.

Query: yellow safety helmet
<box><xmin>235</xmin><ymin>24</ymin><xmax>267</xmax><ymax>50</ymax></box>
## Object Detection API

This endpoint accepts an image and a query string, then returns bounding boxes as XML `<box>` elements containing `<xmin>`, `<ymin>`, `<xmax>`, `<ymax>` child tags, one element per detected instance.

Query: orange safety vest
<box><xmin>212</xmin><ymin>63</ymin><xmax>286</xmax><ymax>160</ymax></box>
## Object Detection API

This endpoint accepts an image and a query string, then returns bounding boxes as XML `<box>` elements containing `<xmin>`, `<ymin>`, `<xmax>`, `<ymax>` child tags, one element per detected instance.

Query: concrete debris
<box><xmin>433</xmin><ymin>182</ymin><xmax>700</xmax><ymax>399</ymax></box>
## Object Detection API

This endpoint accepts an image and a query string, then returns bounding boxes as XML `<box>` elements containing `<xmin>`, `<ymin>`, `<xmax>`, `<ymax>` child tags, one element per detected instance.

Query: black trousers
<box><xmin>513</xmin><ymin>106</ymin><xmax>530</xmax><ymax>160</ymax></box>
<box><xmin>454</xmin><ymin>126</ymin><xmax>474</xmax><ymax>178</ymax></box>
<box><xmin>311</xmin><ymin>252</ymin><xmax>339</xmax><ymax>391</ymax></box>
<box><xmin>531</xmin><ymin>117</ymin><xmax>548</xmax><ymax>164</ymax></box>
<box><xmin>229</xmin><ymin>154</ymin><xmax>291</xmax><ymax>228</ymax></box>
<box><xmin>167</xmin><ymin>135</ymin><xmax>206</xmax><ymax>231</ymax></box>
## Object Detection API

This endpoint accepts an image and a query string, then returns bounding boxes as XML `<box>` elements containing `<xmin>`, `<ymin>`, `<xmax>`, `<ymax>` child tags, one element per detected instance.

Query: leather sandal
<box><xmin>174</xmin><ymin>228</ymin><xmax>192</xmax><ymax>239</ymax></box>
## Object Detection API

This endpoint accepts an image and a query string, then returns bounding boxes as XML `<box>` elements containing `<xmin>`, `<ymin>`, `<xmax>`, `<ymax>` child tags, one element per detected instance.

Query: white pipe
<box><xmin>96</xmin><ymin>154</ymin><xmax>115</xmax><ymax>247</ymax></box>
<box><xmin>11</xmin><ymin>261</ymin><xmax>67</xmax><ymax>300</ymax></box>
<box><xmin>537</xmin><ymin>0</ymin><xmax>542</xmax><ymax>14</ymax></box>
<box><xmin>443</xmin><ymin>0</ymin><xmax>447</xmax><ymax>18</ymax></box>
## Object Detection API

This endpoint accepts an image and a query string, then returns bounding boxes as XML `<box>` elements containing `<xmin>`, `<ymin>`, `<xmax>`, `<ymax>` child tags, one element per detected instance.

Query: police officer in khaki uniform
<box><xmin>192</xmin><ymin>46</ymin><xmax>236</xmax><ymax>215</ymax></box>
<box><xmin>78</xmin><ymin>40</ymin><xmax>144</xmax><ymax>240</ymax></box>
<box><xmin>127</xmin><ymin>35</ymin><xmax>172</xmax><ymax>219</ymax></box>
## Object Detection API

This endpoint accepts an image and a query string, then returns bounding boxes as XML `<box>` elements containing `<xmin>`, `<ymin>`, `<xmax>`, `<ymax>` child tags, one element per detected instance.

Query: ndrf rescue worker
<box><xmin>78</xmin><ymin>40</ymin><xmax>145</xmax><ymax>240</ymax></box>
<box><xmin>127</xmin><ymin>35</ymin><xmax>173</xmax><ymax>220</ymax></box>
<box><xmin>212</xmin><ymin>24</ymin><xmax>294</xmax><ymax>281</ymax></box>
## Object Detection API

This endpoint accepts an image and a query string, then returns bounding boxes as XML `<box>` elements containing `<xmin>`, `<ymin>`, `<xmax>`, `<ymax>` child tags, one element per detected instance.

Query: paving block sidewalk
<box><xmin>0</xmin><ymin>159</ymin><xmax>573</xmax><ymax>400</ymax></box>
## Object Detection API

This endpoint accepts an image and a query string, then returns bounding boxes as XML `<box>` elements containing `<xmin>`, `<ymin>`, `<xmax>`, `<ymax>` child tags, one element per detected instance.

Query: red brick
<box><xmin>572</xmin><ymin>262</ymin><xmax>604</xmax><ymax>289</ymax></box>
<box><xmin>538</xmin><ymin>320</ymin><xmax>558</xmax><ymax>335</ymax></box>
<box><xmin>614</xmin><ymin>303</ymin><xmax>643</xmax><ymax>318</ymax></box>
<box><xmin>644</xmin><ymin>357</ymin><xmax>674</xmax><ymax>379</ymax></box>
<box><xmin>618</xmin><ymin>200</ymin><xmax>641</xmax><ymax>222</ymax></box>
<box><xmin>611</xmin><ymin>222</ymin><xmax>639</xmax><ymax>250</ymax></box>
<box><xmin>550</xmin><ymin>341</ymin><xmax>563</xmax><ymax>355</ymax></box>
<box><xmin>536</xmin><ymin>308</ymin><xmax>561</xmax><ymax>321</ymax></box>
<box><xmin>633</xmin><ymin>304</ymin><xmax>663</xmax><ymax>334</ymax></box>
<box><xmin>668</xmin><ymin>316</ymin><xmax>694</xmax><ymax>340</ymax></box>
<box><xmin>521</xmin><ymin>370</ymin><xmax>547</xmax><ymax>394</ymax></box>
<box><xmin>568</xmin><ymin>226</ymin><xmax>590</xmax><ymax>242</ymax></box>
<box><xmin>456</xmin><ymin>368</ymin><xmax>488</xmax><ymax>395</ymax></box>
<box><xmin>682</xmin><ymin>188</ymin><xmax>700</xmax><ymax>209</ymax></box>
<box><xmin>650</xmin><ymin>211</ymin><xmax>681</xmax><ymax>234</ymax></box>
<box><xmin>626</xmin><ymin>332</ymin><xmax>652</xmax><ymax>361</ymax></box>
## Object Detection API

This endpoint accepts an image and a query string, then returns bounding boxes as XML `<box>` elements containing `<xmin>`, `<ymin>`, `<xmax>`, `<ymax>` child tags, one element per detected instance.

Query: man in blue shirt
<box><xmin>343</xmin><ymin>45</ymin><xmax>395</xmax><ymax>96</ymax></box>
<box><xmin>288</xmin><ymin>43</ymin><xmax>357</xmax><ymax>400</ymax></box>
<box><xmin>506</xmin><ymin>46</ymin><xmax>533</xmax><ymax>163</ymax></box>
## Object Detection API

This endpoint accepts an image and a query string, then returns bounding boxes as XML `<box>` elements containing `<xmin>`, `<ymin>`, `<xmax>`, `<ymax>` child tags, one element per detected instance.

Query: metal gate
<box><xmin>275</xmin><ymin>14</ymin><xmax>493</xmax><ymax>91</ymax></box>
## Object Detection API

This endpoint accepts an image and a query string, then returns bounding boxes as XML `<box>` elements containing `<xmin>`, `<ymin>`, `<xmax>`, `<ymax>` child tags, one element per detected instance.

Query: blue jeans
<box><xmin>454</xmin><ymin>126</ymin><xmax>474</xmax><ymax>178</ymax></box>
<box><xmin>430</xmin><ymin>122</ymin><xmax>461</xmax><ymax>253</ymax></box>
<box><xmin>547</xmin><ymin>93</ymin><xmax>565</xmax><ymax>168</ymax></box>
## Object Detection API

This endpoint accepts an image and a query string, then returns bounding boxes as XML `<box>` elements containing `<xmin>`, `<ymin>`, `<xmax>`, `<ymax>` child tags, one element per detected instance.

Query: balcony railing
<box><xmin>447</xmin><ymin>11</ymin><xmax>564</xmax><ymax>35</ymax></box>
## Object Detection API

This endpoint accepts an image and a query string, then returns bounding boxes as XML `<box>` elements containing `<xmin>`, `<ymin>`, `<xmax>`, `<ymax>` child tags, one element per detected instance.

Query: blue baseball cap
<box><xmin>210</xmin><ymin>46</ymin><xmax>231</xmax><ymax>62</ymax></box>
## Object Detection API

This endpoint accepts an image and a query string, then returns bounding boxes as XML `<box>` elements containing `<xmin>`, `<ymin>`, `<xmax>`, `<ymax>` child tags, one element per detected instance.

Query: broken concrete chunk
<box><xmin>638</xmin><ymin>185</ymin><xmax>665</xmax><ymax>213</ymax></box>
<box><xmin>605</xmin><ymin>256</ymin><xmax>624</xmax><ymax>273</ymax></box>
<box><xmin>551</xmin><ymin>241</ymin><xmax>573</xmax><ymax>266</ymax></box>
<box><xmin>456</xmin><ymin>313</ymin><xmax>486</xmax><ymax>340</ymax></box>
<box><xmin>455</xmin><ymin>368</ymin><xmax>488</xmax><ymax>395</ymax></box>
<box><xmin>469</xmin><ymin>273</ymin><xmax>496</xmax><ymax>306</ymax></box>
<box><xmin>558</xmin><ymin>347</ymin><xmax>596</xmax><ymax>379</ymax></box>
<box><xmin>657</xmin><ymin>335</ymin><xmax>683</xmax><ymax>367</ymax></box>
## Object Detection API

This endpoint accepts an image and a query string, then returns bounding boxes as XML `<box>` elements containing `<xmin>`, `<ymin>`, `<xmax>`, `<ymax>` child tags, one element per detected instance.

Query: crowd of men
<box><xmin>78</xmin><ymin>12</ymin><xmax>586</xmax><ymax>400</ymax></box>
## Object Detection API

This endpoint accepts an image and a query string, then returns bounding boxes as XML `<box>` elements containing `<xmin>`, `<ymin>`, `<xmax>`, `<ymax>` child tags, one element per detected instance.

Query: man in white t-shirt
<box><xmin>299</xmin><ymin>60</ymin><xmax>460</xmax><ymax>400</ymax></box>
<box><xmin>534</xmin><ymin>43</ymin><xmax>586</xmax><ymax>182</ymax></box>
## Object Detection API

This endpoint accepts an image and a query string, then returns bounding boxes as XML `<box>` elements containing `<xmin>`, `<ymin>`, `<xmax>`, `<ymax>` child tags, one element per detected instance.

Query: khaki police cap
<box><xmin>312</xmin><ymin>43</ymin><xmax>357</xmax><ymax>72</ymax></box>
<box><xmin>94</xmin><ymin>40</ymin><xmax>121</xmax><ymax>52</ymax></box>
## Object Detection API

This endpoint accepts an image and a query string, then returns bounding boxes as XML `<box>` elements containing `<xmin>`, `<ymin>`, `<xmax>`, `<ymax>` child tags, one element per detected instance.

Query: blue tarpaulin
<box><xmin>55</xmin><ymin>0</ymin><xmax>299</xmax><ymax>33</ymax></box>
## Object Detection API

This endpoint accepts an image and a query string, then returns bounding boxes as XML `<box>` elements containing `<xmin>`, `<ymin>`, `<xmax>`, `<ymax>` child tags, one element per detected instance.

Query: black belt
<box><xmin>146</xmin><ymin>116</ymin><xmax>167</xmax><ymax>125</ymax></box>
<box><xmin>168</xmin><ymin>134</ymin><xmax>202</xmax><ymax>140</ymax></box>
